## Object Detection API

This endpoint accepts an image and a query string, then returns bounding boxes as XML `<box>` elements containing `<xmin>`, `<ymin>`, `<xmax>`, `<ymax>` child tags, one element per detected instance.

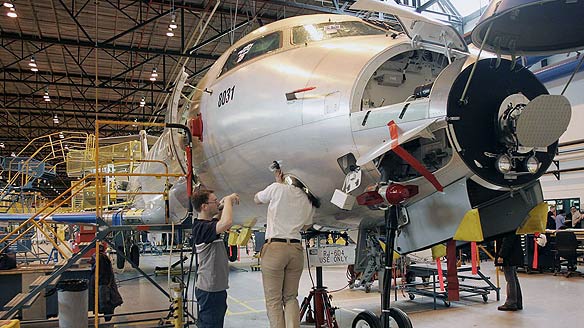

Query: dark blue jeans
<box><xmin>195</xmin><ymin>288</ymin><xmax>227</xmax><ymax>328</ymax></box>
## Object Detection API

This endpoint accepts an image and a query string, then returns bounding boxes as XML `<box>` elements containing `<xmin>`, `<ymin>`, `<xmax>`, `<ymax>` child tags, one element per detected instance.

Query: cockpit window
<box><xmin>221</xmin><ymin>32</ymin><xmax>282</xmax><ymax>75</ymax></box>
<box><xmin>292</xmin><ymin>21</ymin><xmax>386</xmax><ymax>44</ymax></box>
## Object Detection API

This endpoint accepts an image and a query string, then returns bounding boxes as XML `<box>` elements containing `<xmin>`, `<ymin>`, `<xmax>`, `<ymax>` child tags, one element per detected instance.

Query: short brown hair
<box><xmin>191</xmin><ymin>190</ymin><xmax>214</xmax><ymax>212</ymax></box>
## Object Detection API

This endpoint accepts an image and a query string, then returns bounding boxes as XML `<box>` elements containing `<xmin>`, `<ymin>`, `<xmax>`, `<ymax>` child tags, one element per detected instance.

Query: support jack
<box><xmin>300</xmin><ymin>266</ymin><xmax>339</xmax><ymax>328</ymax></box>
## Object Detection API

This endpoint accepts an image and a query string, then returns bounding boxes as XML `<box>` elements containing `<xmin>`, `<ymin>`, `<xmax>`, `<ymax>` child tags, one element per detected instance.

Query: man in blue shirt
<box><xmin>191</xmin><ymin>190</ymin><xmax>239</xmax><ymax>328</ymax></box>
<box><xmin>555</xmin><ymin>210</ymin><xmax>566</xmax><ymax>230</ymax></box>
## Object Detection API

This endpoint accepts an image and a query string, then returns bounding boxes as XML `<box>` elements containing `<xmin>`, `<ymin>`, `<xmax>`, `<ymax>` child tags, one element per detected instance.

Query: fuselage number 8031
<box><xmin>218</xmin><ymin>86</ymin><xmax>235</xmax><ymax>108</ymax></box>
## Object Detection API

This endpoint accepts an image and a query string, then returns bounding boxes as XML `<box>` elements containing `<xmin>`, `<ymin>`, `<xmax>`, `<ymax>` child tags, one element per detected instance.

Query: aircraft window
<box><xmin>221</xmin><ymin>32</ymin><xmax>282</xmax><ymax>75</ymax></box>
<box><xmin>292</xmin><ymin>21</ymin><xmax>386</xmax><ymax>44</ymax></box>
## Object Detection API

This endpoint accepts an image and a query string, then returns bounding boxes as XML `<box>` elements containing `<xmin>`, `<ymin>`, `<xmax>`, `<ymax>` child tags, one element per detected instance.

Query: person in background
<box><xmin>89</xmin><ymin>244</ymin><xmax>123</xmax><ymax>322</ymax></box>
<box><xmin>495</xmin><ymin>233</ymin><xmax>524</xmax><ymax>311</ymax></box>
<box><xmin>255</xmin><ymin>168</ymin><xmax>319</xmax><ymax>328</ymax></box>
<box><xmin>555</xmin><ymin>210</ymin><xmax>566</xmax><ymax>230</ymax></box>
<box><xmin>191</xmin><ymin>190</ymin><xmax>240</xmax><ymax>328</ymax></box>
<box><xmin>570</xmin><ymin>206</ymin><xmax>582</xmax><ymax>229</ymax></box>
<box><xmin>546</xmin><ymin>205</ymin><xmax>556</xmax><ymax>230</ymax></box>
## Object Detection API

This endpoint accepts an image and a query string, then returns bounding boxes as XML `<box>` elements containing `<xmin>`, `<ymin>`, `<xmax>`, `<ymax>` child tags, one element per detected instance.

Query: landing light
<box><xmin>525</xmin><ymin>156</ymin><xmax>540</xmax><ymax>174</ymax></box>
<box><xmin>496</xmin><ymin>154</ymin><xmax>512</xmax><ymax>174</ymax></box>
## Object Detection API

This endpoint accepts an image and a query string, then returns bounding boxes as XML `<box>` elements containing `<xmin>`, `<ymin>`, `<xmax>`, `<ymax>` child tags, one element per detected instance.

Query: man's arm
<box><xmin>254</xmin><ymin>193</ymin><xmax>264</xmax><ymax>204</ymax></box>
<box><xmin>255</xmin><ymin>171</ymin><xmax>282</xmax><ymax>204</ymax></box>
<box><xmin>216</xmin><ymin>193</ymin><xmax>239</xmax><ymax>234</ymax></box>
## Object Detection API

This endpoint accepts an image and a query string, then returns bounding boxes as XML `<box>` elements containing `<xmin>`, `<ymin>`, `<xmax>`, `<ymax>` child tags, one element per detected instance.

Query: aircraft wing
<box><xmin>356</xmin><ymin>118</ymin><xmax>439</xmax><ymax>166</ymax></box>
<box><xmin>350</xmin><ymin>0</ymin><xmax>467</xmax><ymax>53</ymax></box>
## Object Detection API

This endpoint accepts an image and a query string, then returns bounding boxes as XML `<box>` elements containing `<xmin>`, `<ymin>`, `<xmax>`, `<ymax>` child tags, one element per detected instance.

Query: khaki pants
<box><xmin>261</xmin><ymin>242</ymin><xmax>304</xmax><ymax>328</ymax></box>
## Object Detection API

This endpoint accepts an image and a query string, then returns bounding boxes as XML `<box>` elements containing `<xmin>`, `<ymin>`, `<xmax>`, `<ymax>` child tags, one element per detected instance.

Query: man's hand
<box><xmin>275</xmin><ymin>169</ymin><xmax>284</xmax><ymax>183</ymax></box>
<box><xmin>216</xmin><ymin>193</ymin><xmax>239</xmax><ymax>234</ymax></box>
<box><xmin>222</xmin><ymin>193</ymin><xmax>240</xmax><ymax>206</ymax></box>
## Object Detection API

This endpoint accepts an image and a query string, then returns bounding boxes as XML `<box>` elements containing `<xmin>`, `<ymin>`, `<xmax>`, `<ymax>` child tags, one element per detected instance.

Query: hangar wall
<box><xmin>540</xmin><ymin>72</ymin><xmax>584</xmax><ymax>201</ymax></box>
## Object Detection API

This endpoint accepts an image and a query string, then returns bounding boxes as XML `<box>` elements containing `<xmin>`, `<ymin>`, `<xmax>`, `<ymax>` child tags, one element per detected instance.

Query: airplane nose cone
<box><xmin>472</xmin><ymin>0</ymin><xmax>584</xmax><ymax>56</ymax></box>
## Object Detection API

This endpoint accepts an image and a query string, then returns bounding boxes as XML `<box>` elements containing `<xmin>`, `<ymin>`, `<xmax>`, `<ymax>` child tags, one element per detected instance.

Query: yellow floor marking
<box><xmin>227</xmin><ymin>309</ymin><xmax>267</xmax><ymax>316</ymax></box>
<box><xmin>228</xmin><ymin>295</ymin><xmax>261</xmax><ymax>313</ymax></box>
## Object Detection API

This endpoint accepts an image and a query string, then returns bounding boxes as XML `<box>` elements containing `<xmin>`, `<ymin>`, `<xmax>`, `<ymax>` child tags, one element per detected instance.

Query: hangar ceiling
<box><xmin>0</xmin><ymin>0</ymin><xmax>461</xmax><ymax>194</ymax></box>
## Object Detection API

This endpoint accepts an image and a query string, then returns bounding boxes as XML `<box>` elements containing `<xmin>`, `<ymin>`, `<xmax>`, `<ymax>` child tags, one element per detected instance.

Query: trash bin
<box><xmin>56</xmin><ymin>279</ymin><xmax>88</xmax><ymax>328</ymax></box>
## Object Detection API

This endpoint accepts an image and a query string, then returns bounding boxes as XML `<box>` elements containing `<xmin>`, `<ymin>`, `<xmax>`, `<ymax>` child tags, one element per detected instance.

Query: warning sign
<box><xmin>306</xmin><ymin>245</ymin><xmax>355</xmax><ymax>267</ymax></box>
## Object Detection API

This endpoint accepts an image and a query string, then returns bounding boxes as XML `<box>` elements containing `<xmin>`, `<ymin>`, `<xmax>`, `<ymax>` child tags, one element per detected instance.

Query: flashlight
<box><xmin>269</xmin><ymin>160</ymin><xmax>282</xmax><ymax>172</ymax></box>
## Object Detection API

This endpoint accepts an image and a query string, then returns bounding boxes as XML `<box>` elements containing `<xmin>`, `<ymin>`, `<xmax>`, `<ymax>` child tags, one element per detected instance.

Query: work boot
<box><xmin>497</xmin><ymin>304</ymin><xmax>518</xmax><ymax>311</ymax></box>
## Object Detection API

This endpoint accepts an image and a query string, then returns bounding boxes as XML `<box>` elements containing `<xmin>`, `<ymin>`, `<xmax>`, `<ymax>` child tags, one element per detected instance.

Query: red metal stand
<box><xmin>299</xmin><ymin>267</ymin><xmax>339</xmax><ymax>328</ymax></box>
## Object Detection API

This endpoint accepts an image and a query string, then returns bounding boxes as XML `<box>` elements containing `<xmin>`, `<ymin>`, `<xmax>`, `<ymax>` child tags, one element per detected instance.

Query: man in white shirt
<box><xmin>570</xmin><ymin>206</ymin><xmax>582</xmax><ymax>228</ymax></box>
<box><xmin>255</xmin><ymin>169</ymin><xmax>317</xmax><ymax>328</ymax></box>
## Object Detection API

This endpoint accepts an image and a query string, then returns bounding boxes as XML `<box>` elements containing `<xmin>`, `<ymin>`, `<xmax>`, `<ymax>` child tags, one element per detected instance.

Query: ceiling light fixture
<box><xmin>6</xmin><ymin>7</ymin><xmax>16</xmax><ymax>18</ymax></box>
<box><xmin>53</xmin><ymin>114</ymin><xmax>59</xmax><ymax>124</ymax></box>
<box><xmin>59</xmin><ymin>132</ymin><xmax>64</xmax><ymax>139</ymax></box>
<box><xmin>11</xmin><ymin>152</ymin><xmax>16</xmax><ymax>157</ymax></box>
<box><xmin>140</xmin><ymin>96</ymin><xmax>146</xmax><ymax>107</ymax></box>
<box><xmin>0</xmin><ymin>142</ymin><xmax>4</xmax><ymax>148</ymax></box>
<box><xmin>166</xmin><ymin>28</ymin><xmax>174</xmax><ymax>37</ymax></box>
<box><xmin>150</xmin><ymin>68</ymin><xmax>158</xmax><ymax>81</ymax></box>
<box><xmin>169</xmin><ymin>13</ymin><xmax>178</xmax><ymax>29</ymax></box>
<box><xmin>3</xmin><ymin>2</ymin><xmax>14</xmax><ymax>8</ymax></box>
<box><xmin>29</xmin><ymin>57</ymin><xmax>38</xmax><ymax>72</ymax></box>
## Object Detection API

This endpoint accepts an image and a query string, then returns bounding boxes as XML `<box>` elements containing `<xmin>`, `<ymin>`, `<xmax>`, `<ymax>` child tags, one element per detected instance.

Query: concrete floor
<box><xmin>92</xmin><ymin>253</ymin><xmax>584</xmax><ymax>327</ymax></box>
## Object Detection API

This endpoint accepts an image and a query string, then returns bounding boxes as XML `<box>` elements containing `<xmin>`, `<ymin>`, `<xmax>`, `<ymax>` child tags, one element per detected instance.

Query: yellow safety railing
<box><xmin>0</xmin><ymin>132</ymin><xmax>88</xmax><ymax>200</ymax></box>
<box><xmin>0</xmin><ymin>174</ymin><xmax>95</xmax><ymax>257</ymax></box>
